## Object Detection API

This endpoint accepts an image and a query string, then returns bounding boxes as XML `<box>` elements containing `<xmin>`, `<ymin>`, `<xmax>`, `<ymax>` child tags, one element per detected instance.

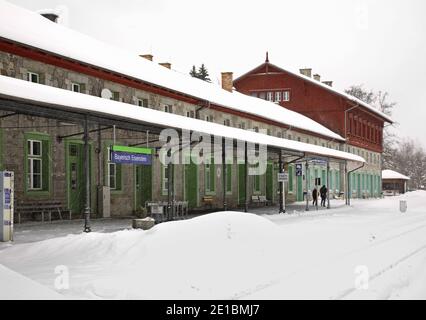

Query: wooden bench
<box><xmin>251</xmin><ymin>195</ymin><xmax>270</xmax><ymax>206</ymax></box>
<box><xmin>15</xmin><ymin>200</ymin><xmax>70</xmax><ymax>224</ymax></box>
<box><xmin>258</xmin><ymin>195</ymin><xmax>271</xmax><ymax>206</ymax></box>
<box><xmin>202</xmin><ymin>195</ymin><xmax>214</xmax><ymax>208</ymax></box>
<box><xmin>145</xmin><ymin>201</ymin><xmax>189</xmax><ymax>223</ymax></box>
<box><xmin>251</xmin><ymin>195</ymin><xmax>260</xmax><ymax>205</ymax></box>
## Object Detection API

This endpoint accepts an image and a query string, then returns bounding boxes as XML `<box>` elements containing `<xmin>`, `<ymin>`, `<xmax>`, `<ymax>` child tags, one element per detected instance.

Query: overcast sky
<box><xmin>9</xmin><ymin>0</ymin><xmax>426</xmax><ymax>148</ymax></box>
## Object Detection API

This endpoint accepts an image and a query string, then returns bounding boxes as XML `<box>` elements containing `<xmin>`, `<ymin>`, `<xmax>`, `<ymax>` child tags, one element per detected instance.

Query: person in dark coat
<box><xmin>320</xmin><ymin>185</ymin><xmax>327</xmax><ymax>207</ymax></box>
<box><xmin>312</xmin><ymin>188</ymin><xmax>318</xmax><ymax>206</ymax></box>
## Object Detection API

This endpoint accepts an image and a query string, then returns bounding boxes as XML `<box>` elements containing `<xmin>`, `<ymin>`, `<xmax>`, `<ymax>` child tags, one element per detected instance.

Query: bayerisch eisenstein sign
<box><xmin>111</xmin><ymin>145</ymin><xmax>152</xmax><ymax>165</ymax></box>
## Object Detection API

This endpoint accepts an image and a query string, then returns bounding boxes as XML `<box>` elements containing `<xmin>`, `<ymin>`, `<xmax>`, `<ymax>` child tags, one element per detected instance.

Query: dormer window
<box><xmin>27</xmin><ymin>72</ymin><xmax>39</xmax><ymax>84</ymax></box>
<box><xmin>137</xmin><ymin>98</ymin><xmax>148</xmax><ymax>108</ymax></box>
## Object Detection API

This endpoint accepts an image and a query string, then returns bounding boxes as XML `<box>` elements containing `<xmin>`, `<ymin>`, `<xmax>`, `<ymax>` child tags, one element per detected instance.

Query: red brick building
<box><xmin>234</xmin><ymin>53</ymin><xmax>393</xmax><ymax>198</ymax></box>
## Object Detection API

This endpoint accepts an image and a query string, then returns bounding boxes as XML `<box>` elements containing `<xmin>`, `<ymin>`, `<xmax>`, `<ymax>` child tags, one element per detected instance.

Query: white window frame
<box><xmin>267</xmin><ymin>92</ymin><xmax>274</xmax><ymax>101</ymax></box>
<box><xmin>205</xmin><ymin>163</ymin><xmax>212</xmax><ymax>193</ymax></box>
<box><xmin>27</xmin><ymin>72</ymin><xmax>40</xmax><ymax>84</ymax></box>
<box><xmin>71</xmin><ymin>83</ymin><xmax>81</xmax><ymax>93</ymax></box>
<box><xmin>274</xmin><ymin>91</ymin><xmax>282</xmax><ymax>102</ymax></box>
<box><xmin>283</xmin><ymin>90</ymin><xmax>290</xmax><ymax>101</ymax></box>
<box><xmin>162</xmin><ymin>165</ymin><xmax>169</xmax><ymax>194</ymax></box>
<box><xmin>107</xmin><ymin>147</ymin><xmax>117</xmax><ymax>190</ymax></box>
<box><xmin>27</xmin><ymin>140</ymin><xmax>42</xmax><ymax>190</ymax></box>
<box><xmin>164</xmin><ymin>104</ymin><xmax>173</xmax><ymax>113</ymax></box>
<box><xmin>137</xmin><ymin>98</ymin><xmax>148</xmax><ymax>108</ymax></box>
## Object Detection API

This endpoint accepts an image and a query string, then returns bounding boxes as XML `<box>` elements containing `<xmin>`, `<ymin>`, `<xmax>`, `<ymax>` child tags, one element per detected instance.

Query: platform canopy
<box><xmin>382</xmin><ymin>170</ymin><xmax>410</xmax><ymax>181</ymax></box>
<box><xmin>0</xmin><ymin>75</ymin><xmax>365</xmax><ymax>164</ymax></box>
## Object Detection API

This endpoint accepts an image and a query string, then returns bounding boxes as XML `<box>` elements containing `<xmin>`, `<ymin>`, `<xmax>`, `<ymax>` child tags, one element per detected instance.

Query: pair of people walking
<box><xmin>312</xmin><ymin>185</ymin><xmax>328</xmax><ymax>207</ymax></box>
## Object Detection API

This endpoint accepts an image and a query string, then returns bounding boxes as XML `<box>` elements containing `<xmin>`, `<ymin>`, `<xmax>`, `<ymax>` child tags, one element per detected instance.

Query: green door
<box><xmin>266</xmin><ymin>163</ymin><xmax>273</xmax><ymax>201</ymax></box>
<box><xmin>238</xmin><ymin>164</ymin><xmax>246</xmax><ymax>206</ymax></box>
<box><xmin>297</xmin><ymin>175</ymin><xmax>303</xmax><ymax>201</ymax></box>
<box><xmin>135</xmin><ymin>165</ymin><xmax>152</xmax><ymax>209</ymax></box>
<box><xmin>67</xmin><ymin>142</ymin><xmax>86</xmax><ymax>215</ymax></box>
<box><xmin>185</xmin><ymin>159</ymin><xmax>198</xmax><ymax>208</ymax></box>
<box><xmin>357</xmin><ymin>174</ymin><xmax>361</xmax><ymax>198</ymax></box>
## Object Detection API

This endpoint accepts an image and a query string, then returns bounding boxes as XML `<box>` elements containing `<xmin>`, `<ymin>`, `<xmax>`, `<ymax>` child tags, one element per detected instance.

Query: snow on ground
<box><xmin>0</xmin><ymin>191</ymin><xmax>426</xmax><ymax>300</ymax></box>
<box><xmin>0</xmin><ymin>264</ymin><xmax>63</xmax><ymax>299</ymax></box>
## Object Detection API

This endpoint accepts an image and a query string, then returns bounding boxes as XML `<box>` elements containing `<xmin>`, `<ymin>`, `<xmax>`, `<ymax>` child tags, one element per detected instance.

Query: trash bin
<box><xmin>399</xmin><ymin>200</ymin><xmax>407</xmax><ymax>213</ymax></box>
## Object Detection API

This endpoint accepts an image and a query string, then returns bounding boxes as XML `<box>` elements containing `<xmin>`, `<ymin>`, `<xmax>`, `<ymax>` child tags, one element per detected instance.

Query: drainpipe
<box><xmin>347</xmin><ymin>162</ymin><xmax>365</xmax><ymax>206</ymax></box>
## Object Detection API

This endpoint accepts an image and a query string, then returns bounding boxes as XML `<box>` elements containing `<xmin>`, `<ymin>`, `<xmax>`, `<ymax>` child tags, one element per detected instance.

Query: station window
<box><xmin>162</xmin><ymin>164</ymin><xmax>169</xmax><ymax>195</ymax></box>
<box><xmin>267</xmin><ymin>92</ymin><xmax>274</xmax><ymax>102</ymax></box>
<box><xmin>226</xmin><ymin>164</ymin><xmax>232</xmax><ymax>193</ymax></box>
<box><xmin>27</xmin><ymin>140</ymin><xmax>42</xmax><ymax>190</ymax></box>
<box><xmin>107</xmin><ymin>146</ymin><xmax>122</xmax><ymax>191</ymax></box>
<box><xmin>205</xmin><ymin>115</ymin><xmax>213</xmax><ymax>122</ymax></box>
<box><xmin>137</xmin><ymin>98</ymin><xmax>149</xmax><ymax>108</ymax></box>
<box><xmin>72</xmin><ymin>83</ymin><xmax>81</xmax><ymax>93</ymax></box>
<box><xmin>205</xmin><ymin>157</ymin><xmax>215</xmax><ymax>193</ymax></box>
<box><xmin>186</xmin><ymin>111</ymin><xmax>195</xmax><ymax>118</ymax></box>
<box><xmin>252</xmin><ymin>167</ymin><xmax>261</xmax><ymax>193</ymax></box>
<box><xmin>25</xmin><ymin>135</ymin><xmax>51</xmax><ymax>193</ymax></box>
<box><xmin>27</xmin><ymin>72</ymin><xmax>40</xmax><ymax>84</ymax></box>
<box><xmin>223</xmin><ymin>119</ymin><xmax>231</xmax><ymax>126</ymax></box>
<box><xmin>283</xmin><ymin>91</ymin><xmax>290</xmax><ymax>101</ymax></box>
<box><xmin>164</xmin><ymin>104</ymin><xmax>173</xmax><ymax>113</ymax></box>
<box><xmin>274</xmin><ymin>91</ymin><xmax>282</xmax><ymax>102</ymax></box>
<box><xmin>111</xmin><ymin>91</ymin><xmax>120</xmax><ymax>101</ymax></box>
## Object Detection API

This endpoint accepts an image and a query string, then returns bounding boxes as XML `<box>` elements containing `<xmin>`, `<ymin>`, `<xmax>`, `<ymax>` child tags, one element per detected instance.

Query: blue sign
<box><xmin>111</xmin><ymin>151</ymin><xmax>152</xmax><ymax>165</ymax></box>
<box><xmin>4</xmin><ymin>189</ymin><xmax>11</xmax><ymax>209</ymax></box>
<box><xmin>296</xmin><ymin>164</ymin><xmax>303</xmax><ymax>176</ymax></box>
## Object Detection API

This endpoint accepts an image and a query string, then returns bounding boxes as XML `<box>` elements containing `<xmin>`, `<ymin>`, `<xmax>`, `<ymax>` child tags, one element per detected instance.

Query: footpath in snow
<box><xmin>0</xmin><ymin>191</ymin><xmax>425</xmax><ymax>299</ymax></box>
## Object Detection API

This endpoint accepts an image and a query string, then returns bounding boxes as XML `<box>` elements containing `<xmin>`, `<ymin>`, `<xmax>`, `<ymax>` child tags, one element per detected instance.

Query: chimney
<box><xmin>41</xmin><ymin>13</ymin><xmax>59</xmax><ymax>23</ymax></box>
<box><xmin>322</xmin><ymin>81</ymin><xmax>333</xmax><ymax>87</ymax></box>
<box><xmin>159</xmin><ymin>62</ymin><xmax>171</xmax><ymax>69</ymax></box>
<box><xmin>221</xmin><ymin>72</ymin><xmax>233</xmax><ymax>92</ymax></box>
<box><xmin>313</xmin><ymin>74</ymin><xmax>321</xmax><ymax>81</ymax></box>
<box><xmin>140</xmin><ymin>54</ymin><xmax>153</xmax><ymax>61</ymax></box>
<box><xmin>299</xmin><ymin>68</ymin><xmax>312</xmax><ymax>78</ymax></box>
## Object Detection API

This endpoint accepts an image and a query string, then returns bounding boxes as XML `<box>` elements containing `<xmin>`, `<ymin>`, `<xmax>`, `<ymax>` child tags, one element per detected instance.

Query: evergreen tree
<box><xmin>189</xmin><ymin>65</ymin><xmax>198</xmax><ymax>78</ymax></box>
<box><xmin>197</xmin><ymin>64</ymin><xmax>211</xmax><ymax>82</ymax></box>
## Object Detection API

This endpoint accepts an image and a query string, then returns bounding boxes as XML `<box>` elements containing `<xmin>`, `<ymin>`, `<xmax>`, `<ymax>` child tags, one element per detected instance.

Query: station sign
<box><xmin>309</xmin><ymin>158</ymin><xmax>328</xmax><ymax>166</ymax></box>
<box><xmin>295</xmin><ymin>164</ymin><xmax>303</xmax><ymax>176</ymax></box>
<box><xmin>111</xmin><ymin>145</ymin><xmax>152</xmax><ymax>165</ymax></box>
<box><xmin>277</xmin><ymin>172</ymin><xmax>288</xmax><ymax>182</ymax></box>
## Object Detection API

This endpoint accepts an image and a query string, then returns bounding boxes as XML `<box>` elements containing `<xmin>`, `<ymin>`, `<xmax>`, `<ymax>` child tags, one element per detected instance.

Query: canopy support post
<box><xmin>279</xmin><ymin>150</ymin><xmax>285</xmax><ymax>214</ymax></box>
<box><xmin>222</xmin><ymin>137</ymin><xmax>227</xmax><ymax>211</ymax></box>
<box><xmin>245</xmin><ymin>141</ymin><xmax>248</xmax><ymax>213</ymax></box>
<box><xmin>83</xmin><ymin>117</ymin><xmax>92</xmax><ymax>233</ymax></box>
<box><xmin>305</xmin><ymin>160</ymin><xmax>309</xmax><ymax>211</ymax></box>
<box><xmin>345</xmin><ymin>161</ymin><xmax>348</xmax><ymax>206</ymax></box>
<box><xmin>327</xmin><ymin>160</ymin><xmax>331</xmax><ymax>209</ymax></box>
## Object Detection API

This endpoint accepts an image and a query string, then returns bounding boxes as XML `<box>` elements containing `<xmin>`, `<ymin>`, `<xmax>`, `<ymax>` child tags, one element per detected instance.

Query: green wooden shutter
<box><xmin>141</xmin><ymin>164</ymin><xmax>152</xmax><ymax>202</ymax></box>
<box><xmin>210</xmin><ymin>159</ymin><xmax>215</xmax><ymax>192</ymax></box>
<box><xmin>226</xmin><ymin>164</ymin><xmax>232</xmax><ymax>193</ymax></box>
<box><xmin>288</xmin><ymin>165</ymin><xmax>294</xmax><ymax>192</ymax></box>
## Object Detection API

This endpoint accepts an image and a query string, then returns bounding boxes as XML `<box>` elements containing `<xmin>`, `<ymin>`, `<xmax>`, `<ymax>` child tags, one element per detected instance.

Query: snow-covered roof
<box><xmin>0</xmin><ymin>75</ymin><xmax>365</xmax><ymax>163</ymax></box>
<box><xmin>0</xmin><ymin>0</ymin><xmax>343</xmax><ymax>141</ymax></box>
<box><xmin>382</xmin><ymin>170</ymin><xmax>410</xmax><ymax>180</ymax></box>
<box><xmin>235</xmin><ymin>62</ymin><xmax>393</xmax><ymax>124</ymax></box>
